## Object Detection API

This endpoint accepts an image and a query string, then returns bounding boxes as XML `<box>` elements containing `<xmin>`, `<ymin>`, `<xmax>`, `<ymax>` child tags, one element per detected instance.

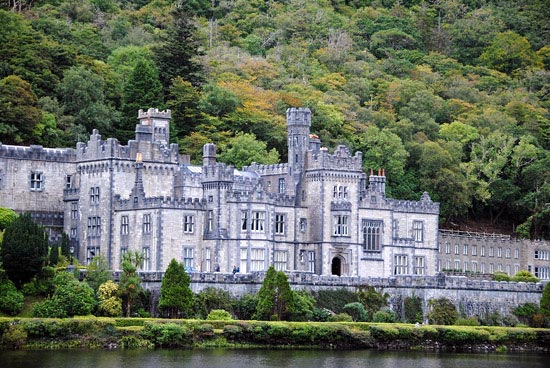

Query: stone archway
<box><xmin>331</xmin><ymin>256</ymin><xmax>342</xmax><ymax>276</ymax></box>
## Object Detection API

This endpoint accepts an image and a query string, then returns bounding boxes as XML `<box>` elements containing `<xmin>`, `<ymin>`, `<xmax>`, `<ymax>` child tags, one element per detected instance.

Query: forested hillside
<box><xmin>0</xmin><ymin>0</ymin><xmax>548</xmax><ymax>238</ymax></box>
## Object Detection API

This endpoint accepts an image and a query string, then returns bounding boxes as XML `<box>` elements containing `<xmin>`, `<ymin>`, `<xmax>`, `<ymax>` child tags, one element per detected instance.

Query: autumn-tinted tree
<box><xmin>158</xmin><ymin>258</ymin><xmax>193</xmax><ymax>318</ymax></box>
<box><xmin>1</xmin><ymin>213</ymin><xmax>48</xmax><ymax>287</ymax></box>
<box><xmin>0</xmin><ymin>75</ymin><xmax>42</xmax><ymax>145</ymax></box>
<box><xmin>154</xmin><ymin>1</ymin><xmax>204</xmax><ymax>90</ymax></box>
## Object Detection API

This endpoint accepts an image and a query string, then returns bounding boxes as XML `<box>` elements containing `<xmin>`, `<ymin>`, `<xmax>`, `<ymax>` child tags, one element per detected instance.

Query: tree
<box><xmin>1</xmin><ymin>213</ymin><xmax>48</xmax><ymax>287</ymax></box>
<box><xmin>427</xmin><ymin>298</ymin><xmax>458</xmax><ymax>325</ymax></box>
<box><xmin>119</xmin><ymin>59</ymin><xmax>164</xmax><ymax>142</ymax></box>
<box><xmin>540</xmin><ymin>283</ymin><xmax>550</xmax><ymax>322</ymax></box>
<box><xmin>167</xmin><ymin>77</ymin><xmax>207</xmax><ymax>139</ymax></box>
<box><xmin>218</xmin><ymin>132</ymin><xmax>280</xmax><ymax>169</ymax></box>
<box><xmin>154</xmin><ymin>1</ymin><xmax>204</xmax><ymax>90</ymax></box>
<box><xmin>158</xmin><ymin>258</ymin><xmax>193</xmax><ymax>318</ymax></box>
<box><xmin>86</xmin><ymin>255</ymin><xmax>112</xmax><ymax>293</ymax></box>
<box><xmin>0</xmin><ymin>273</ymin><xmax>24</xmax><ymax>316</ymax></box>
<box><xmin>97</xmin><ymin>280</ymin><xmax>122</xmax><ymax>317</ymax></box>
<box><xmin>119</xmin><ymin>250</ymin><xmax>144</xmax><ymax>317</ymax></box>
<box><xmin>254</xmin><ymin>266</ymin><xmax>294</xmax><ymax>321</ymax></box>
<box><xmin>479</xmin><ymin>31</ymin><xmax>542</xmax><ymax>74</ymax></box>
<box><xmin>0</xmin><ymin>75</ymin><xmax>42</xmax><ymax>145</ymax></box>
<box><xmin>0</xmin><ymin>208</ymin><xmax>17</xmax><ymax>231</ymax></box>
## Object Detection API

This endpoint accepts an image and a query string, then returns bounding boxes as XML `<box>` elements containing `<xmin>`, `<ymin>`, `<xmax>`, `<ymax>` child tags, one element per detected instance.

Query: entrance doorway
<box><xmin>331</xmin><ymin>257</ymin><xmax>342</xmax><ymax>276</ymax></box>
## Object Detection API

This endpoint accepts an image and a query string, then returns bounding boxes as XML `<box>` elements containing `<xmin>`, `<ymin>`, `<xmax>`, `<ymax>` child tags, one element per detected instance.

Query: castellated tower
<box><xmin>286</xmin><ymin>107</ymin><xmax>311</xmax><ymax>177</ymax></box>
<box><xmin>136</xmin><ymin>108</ymin><xmax>171</xmax><ymax>145</ymax></box>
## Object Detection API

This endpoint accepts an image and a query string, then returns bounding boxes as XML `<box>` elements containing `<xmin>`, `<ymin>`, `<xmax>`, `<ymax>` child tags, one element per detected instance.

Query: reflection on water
<box><xmin>1</xmin><ymin>349</ymin><xmax>547</xmax><ymax>368</ymax></box>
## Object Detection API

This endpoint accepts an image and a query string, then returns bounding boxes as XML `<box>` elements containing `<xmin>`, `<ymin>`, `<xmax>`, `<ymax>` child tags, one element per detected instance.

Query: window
<box><xmin>362</xmin><ymin>219</ymin><xmax>381</xmax><ymax>251</ymax></box>
<box><xmin>87</xmin><ymin>216</ymin><xmax>101</xmax><ymax>237</ymax></box>
<box><xmin>86</xmin><ymin>246</ymin><xmax>100</xmax><ymax>265</ymax></box>
<box><xmin>70</xmin><ymin>203</ymin><xmax>78</xmax><ymax>220</ymax></box>
<box><xmin>514</xmin><ymin>265</ymin><xmax>519</xmax><ymax>275</ymax></box>
<box><xmin>274</xmin><ymin>250</ymin><xmax>287</xmax><ymax>271</ymax></box>
<box><xmin>445</xmin><ymin>260</ymin><xmax>451</xmax><ymax>269</ymax></box>
<box><xmin>454</xmin><ymin>244</ymin><xmax>459</xmax><ymax>255</ymax></box>
<box><xmin>506</xmin><ymin>264</ymin><xmax>511</xmax><ymax>275</ymax></box>
<box><xmin>480</xmin><ymin>263</ymin><xmax>485</xmax><ymax>273</ymax></box>
<box><xmin>184</xmin><ymin>215</ymin><xmax>194</xmax><ymax>233</ymax></box>
<box><xmin>437</xmin><ymin>260</ymin><xmax>441</xmax><ymax>272</ymax></box>
<box><xmin>121</xmin><ymin>215</ymin><xmax>129</xmax><ymax>235</ymax></box>
<box><xmin>498</xmin><ymin>263</ymin><xmax>503</xmax><ymax>272</ymax></box>
<box><xmin>143</xmin><ymin>213</ymin><xmax>152</xmax><ymax>234</ymax></box>
<box><xmin>392</xmin><ymin>219</ymin><xmax>399</xmax><ymax>238</ymax></box>
<box><xmin>481</xmin><ymin>246</ymin><xmax>486</xmax><ymax>257</ymax></box>
<box><xmin>454</xmin><ymin>260</ymin><xmax>460</xmax><ymax>270</ymax></box>
<box><xmin>90</xmin><ymin>187</ymin><xmax>100</xmax><ymax>204</ymax></box>
<box><xmin>514</xmin><ymin>249</ymin><xmax>519</xmax><ymax>259</ymax></box>
<box><xmin>489</xmin><ymin>263</ymin><xmax>494</xmax><ymax>273</ymax></box>
<box><xmin>241</xmin><ymin>210</ymin><xmax>248</xmax><ymax>231</ymax></box>
<box><xmin>472</xmin><ymin>245</ymin><xmax>477</xmax><ymax>256</ymax></box>
<box><xmin>464</xmin><ymin>261</ymin><xmax>468</xmax><ymax>271</ymax></box>
<box><xmin>333</xmin><ymin>185</ymin><xmax>338</xmax><ymax>198</ymax></box>
<box><xmin>143</xmin><ymin>247</ymin><xmax>150</xmax><ymax>271</ymax></box>
<box><xmin>343</xmin><ymin>186</ymin><xmax>348</xmax><ymax>199</ymax></box>
<box><xmin>30</xmin><ymin>172</ymin><xmax>44</xmax><ymax>191</ymax></box>
<box><xmin>275</xmin><ymin>213</ymin><xmax>285</xmax><ymax>235</ymax></box>
<box><xmin>206</xmin><ymin>210</ymin><xmax>213</xmax><ymax>232</ymax></box>
<box><xmin>394</xmin><ymin>255</ymin><xmax>408</xmax><ymax>275</ymax></box>
<box><xmin>445</xmin><ymin>242</ymin><xmax>450</xmax><ymax>254</ymax></box>
<box><xmin>240</xmin><ymin>248</ymin><xmax>248</xmax><ymax>273</ymax></box>
<box><xmin>472</xmin><ymin>261</ymin><xmax>478</xmax><ymax>272</ymax></box>
<box><xmin>251</xmin><ymin>211</ymin><xmax>265</xmax><ymax>232</ymax></box>
<box><xmin>183</xmin><ymin>247</ymin><xmax>194</xmax><ymax>271</ymax></box>
<box><xmin>506</xmin><ymin>248</ymin><xmax>511</xmax><ymax>258</ymax></box>
<box><xmin>333</xmin><ymin>215</ymin><xmax>349</xmax><ymax>236</ymax></box>
<box><xmin>205</xmin><ymin>248</ymin><xmax>211</xmax><ymax>272</ymax></box>
<box><xmin>463</xmin><ymin>244</ymin><xmax>468</xmax><ymax>255</ymax></box>
<box><xmin>299</xmin><ymin>218</ymin><xmax>307</xmax><ymax>232</ymax></box>
<box><xmin>251</xmin><ymin>248</ymin><xmax>265</xmax><ymax>271</ymax></box>
<box><xmin>497</xmin><ymin>247</ymin><xmax>502</xmax><ymax>258</ymax></box>
<box><xmin>278</xmin><ymin>178</ymin><xmax>286</xmax><ymax>193</ymax></box>
<box><xmin>412</xmin><ymin>221</ymin><xmax>423</xmax><ymax>242</ymax></box>
<box><xmin>308</xmin><ymin>251</ymin><xmax>315</xmax><ymax>273</ymax></box>
<box><xmin>413</xmin><ymin>256</ymin><xmax>425</xmax><ymax>275</ymax></box>
<box><xmin>65</xmin><ymin>175</ymin><xmax>73</xmax><ymax>189</ymax></box>
<box><xmin>70</xmin><ymin>227</ymin><xmax>77</xmax><ymax>239</ymax></box>
<box><xmin>489</xmin><ymin>247</ymin><xmax>494</xmax><ymax>257</ymax></box>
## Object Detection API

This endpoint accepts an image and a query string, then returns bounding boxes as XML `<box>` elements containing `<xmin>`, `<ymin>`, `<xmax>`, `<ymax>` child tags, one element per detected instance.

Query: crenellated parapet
<box><xmin>307</xmin><ymin>145</ymin><xmax>363</xmax><ymax>172</ymax></box>
<box><xmin>360</xmin><ymin>191</ymin><xmax>439</xmax><ymax>214</ymax></box>
<box><xmin>115</xmin><ymin>195</ymin><xmax>206</xmax><ymax>211</ymax></box>
<box><xmin>0</xmin><ymin>143</ymin><xmax>76</xmax><ymax>162</ymax></box>
<box><xmin>245</xmin><ymin>162</ymin><xmax>289</xmax><ymax>176</ymax></box>
<box><xmin>202</xmin><ymin>163</ymin><xmax>235</xmax><ymax>183</ymax></box>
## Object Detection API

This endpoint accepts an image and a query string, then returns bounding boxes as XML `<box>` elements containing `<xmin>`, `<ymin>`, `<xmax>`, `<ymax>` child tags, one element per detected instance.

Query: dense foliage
<box><xmin>158</xmin><ymin>258</ymin><xmax>193</xmax><ymax>318</ymax></box>
<box><xmin>0</xmin><ymin>0</ymin><xmax>549</xmax><ymax>237</ymax></box>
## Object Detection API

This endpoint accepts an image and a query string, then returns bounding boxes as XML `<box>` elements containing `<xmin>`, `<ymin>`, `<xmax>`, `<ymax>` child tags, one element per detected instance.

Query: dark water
<box><xmin>1</xmin><ymin>349</ymin><xmax>547</xmax><ymax>368</ymax></box>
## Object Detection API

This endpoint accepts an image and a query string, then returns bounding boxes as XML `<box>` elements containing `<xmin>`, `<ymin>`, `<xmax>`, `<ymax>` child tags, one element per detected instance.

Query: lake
<box><xmin>1</xmin><ymin>349</ymin><xmax>548</xmax><ymax>368</ymax></box>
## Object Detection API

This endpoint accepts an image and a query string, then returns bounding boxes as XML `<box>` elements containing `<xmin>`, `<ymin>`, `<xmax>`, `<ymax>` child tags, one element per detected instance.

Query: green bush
<box><xmin>312</xmin><ymin>289</ymin><xmax>358</xmax><ymax>314</ymax></box>
<box><xmin>329</xmin><ymin>313</ymin><xmax>353</xmax><ymax>322</ymax></box>
<box><xmin>193</xmin><ymin>287</ymin><xmax>235</xmax><ymax>319</ymax></box>
<box><xmin>511</xmin><ymin>270</ymin><xmax>538</xmax><ymax>283</ymax></box>
<box><xmin>427</xmin><ymin>298</ymin><xmax>458</xmax><ymax>325</ymax></box>
<box><xmin>493</xmin><ymin>272</ymin><xmax>511</xmax><ymax>282</ymax></box>
<box><xmin>234</xmin><ymin>293</ymin><xmax>258</xmax><ymax>320</ymax></box>
<box><xmin>0</xmin><ymin>278</ymin><xmax>24</xmax><ymax>316</ymax></box>
<box><xmin>142</xmin><ymin>322</ymin><xmax>191</xmax><ymax>347</ymax></box>
<box><xmin>343</xmin><ymin>302</ymin><xmax>369</xmax><ymax>321</ymax></box>
<box><xmin>206</xmin><ymin>309</ymin><xmax>233</xmax><ymax>321</ymax></box>
<box><xmin>2</xmin><ymin>324</ymin><xmax>27</xmax><ymax>349</ymax></box>
<box><xmin>372</xmin><ymin>309</ymin><xmax>397</xmax><ymax>323</ymax></box>
<box><xmin>404</xmin><ymin>295</ymin><xmax>423</xmax><ymax>323</ymax></box>
<box><xmin>311</xmin><ymin>307</ymin><xmax>331</xmax><ymax>322</ymax></box>
<box><xmin>455</xmin><ymin>317</ymin><xmax>480</xmax><ymax>326</ymax></box>
<box><xmin>119</xmin><ymin>335</ymin><xmax>153</xmax><ymax>349</ymax></box>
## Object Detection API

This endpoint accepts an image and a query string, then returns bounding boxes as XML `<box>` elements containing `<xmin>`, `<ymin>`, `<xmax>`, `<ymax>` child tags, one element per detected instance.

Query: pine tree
<box><xmin>154</xmin><ymin>1</ymin><xmax>205</xmax><ymax>91</ymax></box>
<box><xmin>0</xmin><ymin>213</ymin><xmax>48</xmax><ymax>287</ymax></box>
<box><xmin>254</xmin><ymin>266</ymin><xmax>295</xmax><ymax>321</ymax></box>
<box><xmin>158</xmin><ymin>258</ymin><xmax>193</xmax><ymax>318</ymax></box>
<box><xmin>167</xmin><ymin>77</ymin><xmax>207</xmax><ymax>140</ymax></box>
<box><xmin>119</xmin><ymin>59</ymin><xmax>164</xmax><ymax>142</ymax></box>
<box><xmin>119</xmin><ymin>251</ymin><xmax>144</xmax><ymax>317</ymax></box>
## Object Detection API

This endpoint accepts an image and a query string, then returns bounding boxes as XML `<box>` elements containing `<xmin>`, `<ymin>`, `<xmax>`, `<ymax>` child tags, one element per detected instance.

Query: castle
<box><xmin>2</xmin><ymin>107</ymin><xmax>549</xmax><ymax>280</ymax></box>
<box><xmin>0</xmin><ymin>107</ymin><xmax>444</xmax><ymax>277</ymax></box>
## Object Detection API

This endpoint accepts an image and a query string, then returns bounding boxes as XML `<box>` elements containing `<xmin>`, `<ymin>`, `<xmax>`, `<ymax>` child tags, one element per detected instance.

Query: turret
<box><xmin>136</xmin><ymin>108</ymin><xmax>171</xmax><ymax>145</ymax></box>
<box><xmin>286</xmin><ymin>107</ymin><xmax>311</xmax><ymax>175</ymax></box>
<box><xmin>369</xmin><ymin>168</ymin><xmax>386</xmax><ymax>196</ymax></box>
<box><xmin>203</xmin><ymin>143</ymin><xmax>217</xmax><ymax>167</ymax></box>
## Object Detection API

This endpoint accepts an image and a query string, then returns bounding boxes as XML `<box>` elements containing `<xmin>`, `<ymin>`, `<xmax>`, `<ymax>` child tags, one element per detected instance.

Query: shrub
<box><xmin>97</xmin><ymin>280</ymin><xmax>122</xmax><ymax>317</ymax></box>
<box><xmin>511</xmin><ymin>270</ymin><xmax>538</xmax><ymax>283</ymax></box>
<box><xmin>312</xmin><ymin>289</ymin><xmax>358</xmax><ymax>314</ymax></box>
<box><xmin>291</xmin><ymin>290</ymin><xmax>315</xmax><ymax>321</ymax></box>
<box><xmin>372</xmin><ymin>309</ymin><xmax>397</xmax><ymax>323</ymax></box>
<box><xmin>404</xmin><ymin>295</ymin><xmax>423</xmax><ymax>323</ymax></box>
<box><xmin>454</xmin><ymin>317</ymin><xmax>480</xmax><ymax>326</ymax></box>
<box><xmin>513</xmin><ymin>302</ymin><xmax>539</xmax><ymax>326</ymax></box>
<box><xmin>343</xmin><ymin>302</ymin><xmax>369</xmax><ymax>321</ymax></box>
<box><xmin>2</xmin><ymin>324</ymin><xmax>27</xmax><ymax>349</ymax></box>
<box><xmin>207</xmin><ymin>309</ymin><xmax>233</xmax><ymax>321</ymax></box>
<box><xmin>235</xmin><ymin>293</ymin><xmax>258</xmax><ymax>320</ymax></box>
<box><xmin>311</xmin><ymin>307</ymin><xmax>331</xmax><ymax>322</ymax></box>
<box><xmin>142</xmin><ymin>322</ymin><xmax>191</xmax><ymax>348</ymax></box>
<box><xmin>427</xmin><ymin>298</ymin><xmax>458</xmax><ymax>325</ymax></box>
<box><xmin>329</xmin><ymin>313</ymin><xmax>353</xmax><ymax>322</ymax></box>
<box><xmin>193</xmin><ymin>287</ymin><xmax>235</xmax><ymax>319</ymax></box>
<box><xmin>0</xmin><ymin>278</ymin><xmax>24</xmax><ymax>316</ymax></box>
<box><xmin>492</xmin><ymin>272</ymin><xmax>511</xmax><ymax>282</ymax></box>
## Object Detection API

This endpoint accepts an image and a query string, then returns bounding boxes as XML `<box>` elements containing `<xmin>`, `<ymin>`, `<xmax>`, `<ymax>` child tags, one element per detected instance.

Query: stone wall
<box><xmin>135</xmin><ymin>271</ymin><xmax>545</xmax><ymax>320</ymax></box>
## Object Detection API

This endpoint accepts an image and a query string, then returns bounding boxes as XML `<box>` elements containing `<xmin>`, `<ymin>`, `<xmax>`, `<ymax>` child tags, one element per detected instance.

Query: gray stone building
<box><xmin>0</xmin><ymin>107</ymin><xmax>443</xmax><ymax>277</ymax></box>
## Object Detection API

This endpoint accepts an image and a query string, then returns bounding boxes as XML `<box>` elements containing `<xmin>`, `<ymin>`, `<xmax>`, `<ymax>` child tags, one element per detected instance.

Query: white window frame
<box><xmin>273</xmin><ymin>250</ymin><xmax>288</xmax><ymax>271</ymax></box>
<box><xmin>275</xmin><ymin>213</ymin><xmax>285</xmax><ymax>235</ymax></box>
<box><xmin>394</xmin><ymin>255</ymin><xmax>408</xmax><ymax>275</ymax></box>
<box><xmin>251</xmin><ymin>211</ymin><xmax>265</xmax><ymax>232</ymax></box>
<box><xmin>121</xmin><ymin>215</ymin><xmax>129</xmax><ymax>235</ymax></box>
<box><xmin>333</xmin><ymin>215</ymin><xmax>349</xmax><ymax>236</ymax></box>
<box><xmin>143</xmin><ymin>213</ymin><xmax>152</xmax><ymax>234</ymax></box>
<box><xmin>362</xmin><ymin>219</ymin><xmax>381</xmax><ymax>251</ymax></box>
<box><xmin>250</xmin><ymin>248</ymin><xmax>265</xmax><ymax>271</ymax></box>
<box><xmin>183</xmin><ymin>247</ymin><xmax>194</xmax><ymax>271</ymax></box>
<box><xmin>143</xmin><ymin>247</ymin><xmax>150</xmax><ymax>271</ymax></box>
<box><xmin>30</xmin><ymin>171</ymin><xmax>44</xmax><ymax>191</ymax></box>
<box><xmin>413</xmin><ymin>256</ymin><xmax>425</xmax><ymax>275</ymax></box>
<box><xmin>183</xmin><ymin>214</ymin><xmax>195</xmax><ymax>234</ymax></box>
<box><xmin>412</xmin><ymin>220</ymin><xmax>423</xmax><ymax>242</ymax></box>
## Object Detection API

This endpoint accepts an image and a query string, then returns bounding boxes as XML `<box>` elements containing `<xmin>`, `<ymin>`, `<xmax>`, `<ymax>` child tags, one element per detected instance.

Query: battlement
<box><xmin>360</xmin><ymin>191</ymin><xmax>439</xmax><ymax>214</ymax></box>
<box><xmin>308</xmin><ymin>145</ymin><xmax>363</xmax><ymax>171</ymax></box>
<box><xmin>202</xmin><ymin>163</ymin><xmax>234</xmax><ymax>183</ymax></box>
<box><xmin>138</xmin><ymin>108</ymin><xmax>172</xmax><ymax>120</ymax></box>
<box><xmin>115</xmin><ymin>195</ymin><xmax>206</xmax><ymax>211</ymax></box>
<box><xmin>245</xmin><ymin>162</ymin><xmax>289</xmax><ymax>176</ymax></box>
<box><xmin>0</xmin><ymin>143</ymin><xmax>75</xmax><ymax>162</ymax></box>
<box><xmin>286</xmin><ymin>107</ymin><xmax>311</xmax><ymax>126</ymax></box>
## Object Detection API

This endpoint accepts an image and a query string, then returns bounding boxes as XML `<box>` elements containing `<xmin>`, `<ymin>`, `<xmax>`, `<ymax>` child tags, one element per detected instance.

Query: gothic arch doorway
<box><xmin>331</xmin><ymin>256</ymin><xmax>342</xmax><ymax>276</ymax></box>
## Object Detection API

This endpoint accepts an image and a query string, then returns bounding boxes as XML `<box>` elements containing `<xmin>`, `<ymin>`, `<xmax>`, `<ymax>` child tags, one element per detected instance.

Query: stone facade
<box><xmin>0</xmin><ymin>107</ymin><xmax>442</xmax><ymax>277</ymax></box>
